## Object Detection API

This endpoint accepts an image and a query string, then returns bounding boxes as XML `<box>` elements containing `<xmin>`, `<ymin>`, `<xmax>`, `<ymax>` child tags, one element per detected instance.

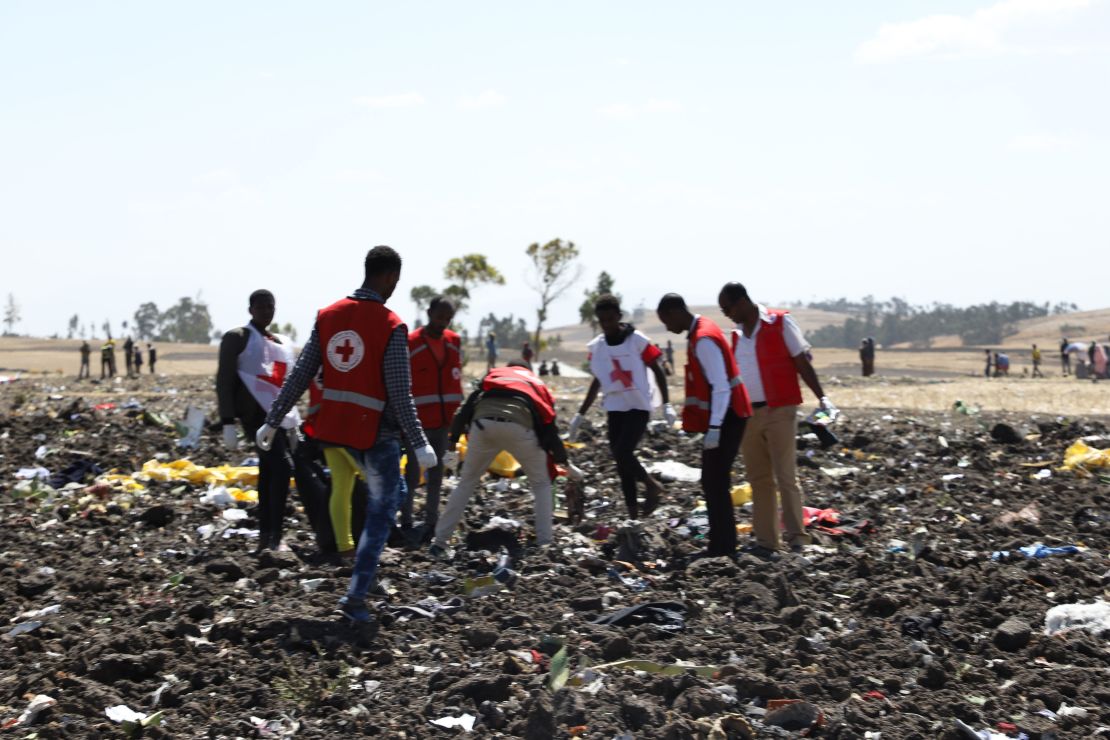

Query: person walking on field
<box><xmin>569</xmin><ymin>295</ymin><xmax>672</xmax><ymax>518</ymax></box>
<box><xmin>78</xmin><ymin>340</ymin><xmax>91</xmax><ymax>379</ymax></box>
<box><xmin>521</xmin><ymin>340</ymin><xmax>534</xmax><ymax>366</ymax></box>
<box><xmin>432</xmin><ymin>362</ymin><xmax>583</xmax><ymax>555</ymax></box>
<box><xmin>657</xmin><ymin>293</ymin><xmax>752</xmax><ymax>558</ymax></box>
<box><xmin>485</xmin><ymin>333</ymin><xmax>499</xmax><ymax>372</ymax></box>
<box><xmin>984</xmin><ymin>349</ymin><xmax>993</xmax><ymax>379</ymax></box>
<box><xmin>147</xmin><ymin>343</ymin><xmax>157</xmax><ymax>374</ymax></box>
<box><xmin>719</xmin><ymin>282</ymin><xmax>834</xmax><ymax>557</ymax></box>
<box><xmin>100</xmin><ymin>340</ymin><xmax>115</xmax><ymax>379</ymax></box>
<box><xmin>1060</xmin><ymin>337</ymin><xmax>1070</xmax><ymax>376</ymax></box>
<box><xmin>1031</xmin><ymin>344</ymin><xmax>1044</xmax><ymax>378</ymax></box>
<box><xmin>401</xmin><ymin>295</ymin><xmax>463</xmax><ymax>541</ymax></box>
<box><xmin>216</xmin><ymin>289</ymin><xmax>302</xmax><ymax>553</ymax></box>
<box><xmin>257</xmin><ymin>247</ymin><xmax>437</xmax><ymax>624</ymax></box>
<box><xmin>859</xmin><ymin>337</ymin><xmax>876</xmax><ymax>377</ymax></box>
<box><xmin>133</xmin><ymin>345</ymin><xmax>143</xmax><ymax>375</ymax></box>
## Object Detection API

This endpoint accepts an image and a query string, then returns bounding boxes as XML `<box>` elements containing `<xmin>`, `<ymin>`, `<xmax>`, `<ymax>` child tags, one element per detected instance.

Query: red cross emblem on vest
<box><xmin>335</xmin><ymin>338</ymin><xmax>356</xmax><ymax>363</ymax></box>
<box><xmin>609</xmin><ymin>358</ymin><xmax>633</xmax><ymax>388</ymax></box>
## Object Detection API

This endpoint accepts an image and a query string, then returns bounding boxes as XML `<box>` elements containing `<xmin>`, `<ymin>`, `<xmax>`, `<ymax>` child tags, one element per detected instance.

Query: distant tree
<box><xmin>133</xmin><ymin>302</ymin><xmax>161</xmax><ymax>341</ymax></box>
<box><xmin>476</xmin><ymin>313</ymin><xmax>531</xmax><ymax>349</ymax></box>
<box><xmin>443</xmin><ymin>253</ymin><xmax>505</xmax><ymax>315</ymax></box>
<box><xmin>410</xmin><ymin>285</ymin><xmax>439</xmax><ymax>326</ymax></box>
<box><xmin>66</xmin><ymin>314</ymin><xmax>79</xmax><ymax>339</ymax></box>
<box><xmin>159</xmin><ymin>296</ymin><xmax>214</xmax><ymax>344</ymax></box>
<box><xmin>101</xmin><ymin>319</ymin><xmax>112</xmax><ymax>340</ymax></box>
<box><xmin>2</xmin><ymin>294</ymin><xmax>20</xmax><ymax>335</ymax></box>
<box><xmin>578</xmin><ymin>270</ymin><xmax>620</xmax><ymax>332</ymax></box>
<box><xmin>525</xmin><ymin>238</ymin><xmax>582</xmax><ymax>359</ymax></box>
<box><xmin>269</xmin><ymin>322</ymin><xmax>298</xmax><ymax>342</ymax></box>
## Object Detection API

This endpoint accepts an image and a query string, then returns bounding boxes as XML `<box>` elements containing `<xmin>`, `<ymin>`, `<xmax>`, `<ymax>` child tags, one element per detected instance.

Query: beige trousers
<box><xmin>434</xmin><ymin>420</ymin><xmax>554</xmax><ymax>547</ymax></box>
<box><xmin>740</xmin><ymin>405</ymin><xmax>811</xmax><ymax>549</ymax></box>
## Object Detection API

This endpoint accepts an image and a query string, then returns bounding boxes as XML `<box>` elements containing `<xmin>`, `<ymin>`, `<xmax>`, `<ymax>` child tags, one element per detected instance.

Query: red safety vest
<box><xmin>302</xmin><ymin>368</ymin><xmax>324</xmax><ymax>439</ymax></box>
<box><xmin>408</xmin><ymin>327</ymin><xmax>463</xmax><ymax>430</ymax></box>
<box><xmin>313</xmin><ymin>298</ymin><xmax>404</xmax><ymax>449</ymax></box>
<box><xmin>481</xmin><ymin>366</ymin><xmax>556</xmax><ymax>425</ymax></box>
<box><xmin>751</xmin><ymin>310</ymin><xmax>803</xmax><ymax>408</ymax></box>
<box><xmin>685</xmin><ymin>317</ymin><xmax>752</xmax><ymax>433</ymax></box>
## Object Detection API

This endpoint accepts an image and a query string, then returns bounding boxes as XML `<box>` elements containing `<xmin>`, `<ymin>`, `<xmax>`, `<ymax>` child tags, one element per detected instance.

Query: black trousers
<box><xmin>607</xmin><ymin>410</ymin><xmax>651</xmax><ymax>517</ymax></box>
<box><xmin>256</xmin><ymin>429</ymin><xmax>294</xmax><ymax>549</ymax></box>
<box><xmin>701</xmin><ymin>409</ymin><xmax>747</xmax><ymax>556</ymax></box>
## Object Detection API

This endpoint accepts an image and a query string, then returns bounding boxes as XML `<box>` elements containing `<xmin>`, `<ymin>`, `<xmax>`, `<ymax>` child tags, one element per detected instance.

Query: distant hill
<box><xmin>899</xmin><ymin>308</ymin><xmax>1110</xmax><ymax>349</ymax></box>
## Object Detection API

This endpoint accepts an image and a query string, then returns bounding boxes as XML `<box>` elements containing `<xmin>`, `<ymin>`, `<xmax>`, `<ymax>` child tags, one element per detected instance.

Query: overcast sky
<box><xmin>2</xmin><ymin>0</ymin><xmax>1108</xmax><ymax>341</ymax></box>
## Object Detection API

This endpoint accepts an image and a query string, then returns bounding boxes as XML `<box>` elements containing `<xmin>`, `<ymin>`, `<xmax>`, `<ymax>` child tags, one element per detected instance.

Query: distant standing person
<box><xmin>133</xmin><ymin>345</ymin><xmax>143</xmax><ymax>375</ymax></box>
<box><xmin>569</xmin><ymin>295</ymin><xmax>672</xmax><ymax>519</ymax></box>
<box><xmin>123</xmin><ymin>336</ymin><xmax>134</xmax><ymax>377</ymax></box>
<box><xmin>1060</xmin><ymin>337</ymin><xmax>1070</xmax><ymax>376</ymax></box>
<box><xmin>859</xmin><ymin>337</ymin><xmax>876</xmax><ymax>377</ymax></box>
<box><xmin>995</xmin><ymin>351</ymin><xmax>1010</xmax><ymax>377</ymax></box>
<box><xmin>521</xmin><ymin>340</ymin><xmax>534</xmax><ymax>366</ymax></box>
<box><xmin>720</xmin><ymin>282</ymin><xmax>833</xmax><ymax>557</ymax></box>
<box><xmin>984</xmin><ymin>349</ymin><xmax>993</xmax><ymax>379</ymax></box>
<box><xmin>664</xmin><ymin>340</ymin><xmax>675</xmax><ymax>375</ymax></box>
<box><xmin>657</xmin><ymin>293</ymin><xmax>751</xmax><ymax>557</ymax></box>
<box><xmin>78</xmin><ymin>340</ymin><xmax>91</xmax><ymax>379</ymax></box>
<box><xmin>1031</xmin><ymin>344</ymin><xmax>1044</xmax><ymax>378</ymax></box>
<box><xmin>148</xmin><ymin>343</ymin><xmax>157</xmax><ymax>374</ymax></box>
<box><xmin>485</xmin><ymin>333</ymin><xmax>498</xmax><ymax>372</ymax></box>
<box><xmin>100</xmin><ymin>340</ymin><xmax>114</xmax><ymax>379</ymax></box>
<box><xmin>1092</xmin><ymin>340</ymin><xmax>1107</xmax><ymax>381</ymax></box>
<box><xmin>216</xmin><ymin>289</ymin><xmax>302</xmax><ymax>552</ymax></box>
<box><xmin>551</xmin><ymin>359</ymin><xmax>560</xmax><ymax>376</ymax></box>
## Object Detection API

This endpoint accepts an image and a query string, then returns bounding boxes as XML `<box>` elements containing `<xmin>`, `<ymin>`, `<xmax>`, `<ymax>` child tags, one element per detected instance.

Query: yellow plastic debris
<box><xmin>731</xmin><ymin>482</ymin><xmax>752</xmax><ymax>506</ymax></box>
<box><xmin>1060</xmin><ymin>440</ymin><xmax>1110</xmax><ymax>476</ymax></box>
<box><xmin>457</xmin><ymin>435</ymin><xmax>522</xmax><ymax>478</ymax></box>
<box><xmin>138</xmin><ymin>460</ymin><xmax>259</xmax><ymax>487</ymax></box>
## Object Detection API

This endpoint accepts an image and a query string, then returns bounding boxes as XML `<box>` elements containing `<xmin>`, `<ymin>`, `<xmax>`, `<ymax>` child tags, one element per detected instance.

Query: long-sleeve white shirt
<box><xmin>690</xmin><ymin>315</ymin><xmax>730</xmax><ymax>427</ymax></box>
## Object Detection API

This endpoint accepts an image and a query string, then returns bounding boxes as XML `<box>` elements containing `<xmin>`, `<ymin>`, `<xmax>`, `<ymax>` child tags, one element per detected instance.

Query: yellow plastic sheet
<box><xmin>1060</xmin><ymin>440</ymin><xmax>1110</xmax><ymax>476</ymax></box>
<box><xmin>139</xmin><ymin>459</ymin><xmax>259</xmax><ymax>487</ymax></box>
<box><xmin>457</xmin><ymin>434</ymin><xmax>522</xmax><ymax>478</ymax></box>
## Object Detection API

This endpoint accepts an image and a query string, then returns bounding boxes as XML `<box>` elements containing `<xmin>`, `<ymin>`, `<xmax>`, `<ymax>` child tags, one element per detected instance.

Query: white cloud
<box><xmin>458</xmin><ymin>89</ymin><xmax>506</xmax><ymax>110</ymax></box>
<box><xmin>352</xmin><ymin>92</ymin><xmax>426</xmax><ymax>109</ymax></box>
<box><xmin>598</xmin><ymin>99</ymin><xmax>683</xmax><ymax>119</ymax></box>
<box><xmin>856</xmin><ymin>0</ymin><xmax>1093</xmax><ymax>63</ymax></box>
<box><xmin>1009</xmin><ymin>133</ymin><xmax>1073</xmax><ymax>152</ymax></box>
<box><xmin>192</xmin><ymin>168</ymin><xmax>238</xmax><ymax>187</ymax></box>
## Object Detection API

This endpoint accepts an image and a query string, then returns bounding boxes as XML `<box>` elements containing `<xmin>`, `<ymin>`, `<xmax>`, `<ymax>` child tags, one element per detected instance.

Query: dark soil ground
<box><xmin>1</xmin><ymin>374</ymin><xmax>1108</xmax><ymax>739</ymax></box>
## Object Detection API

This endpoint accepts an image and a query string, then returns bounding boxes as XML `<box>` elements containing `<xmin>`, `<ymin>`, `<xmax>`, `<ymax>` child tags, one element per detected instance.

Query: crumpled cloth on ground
<box><xmin>383</xmin><ymin>596</ymin><xmax>466</xmax><ymax>620</ymax></box>
<box><xmin>591</xmin><ymin>601</ymin><xmax>687</xmax><ymax>632</ymax></box>
<box><xmin>901</xmin><ymin>612</ymin><xmax>948</xmax><ymax>639</ymax></box>
<box><xmin>48</xmin><ymin>460</ymin><xmax>103</xmax><ymax>489</ymax></box>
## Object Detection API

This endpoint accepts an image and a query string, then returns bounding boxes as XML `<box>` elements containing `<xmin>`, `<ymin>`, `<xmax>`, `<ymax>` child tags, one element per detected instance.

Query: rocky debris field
<box><xmin>1</xmin><ymin>375</ymin><xmax>1109</xmax><ymax>739</ymax></box>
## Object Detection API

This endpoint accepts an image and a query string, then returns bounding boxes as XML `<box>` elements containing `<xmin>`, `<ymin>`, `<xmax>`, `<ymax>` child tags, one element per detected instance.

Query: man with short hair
<box><xmin>657</xmin><ymin>293</ymin><xmax>751</xmax><ymax>557</ymax></box>
<box><xmin>258</xmin><ymin>246</ymin><xmax>436</xmax><ymax>624</ymax></box>
<box><xmin>401</xmin><ymin>295</ymin><xmax>463</xmax><ymax>539</ymax></box>
<box><xmin>719</xmin><ymin>282</ymin><xmax>831</xmax><ymax>556</ymax></box>
<box><xmin>432</xmin><ymin>361</ymin><xmax>582</xmax><ymax>555</ymax></box>
<box><xmin>216</xmin><ymin>289</ymin><xmax>301</xmax><ymax>552</ymax></box>
<box><xmin>570</xmin><ymin>295</ymin><xmax>671</xmax><ymax>518</ymax></box>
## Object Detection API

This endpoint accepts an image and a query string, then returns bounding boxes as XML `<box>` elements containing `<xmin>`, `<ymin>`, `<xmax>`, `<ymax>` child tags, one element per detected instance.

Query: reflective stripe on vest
<box><xmin>409</xmin><ymin>344</ymin><xmax>428</xmax><ymax>359</ymax></box>
<box><xmin>322</xmin><ymin>388</ymin><xmax>385</xmax><ymax>411</ymax></box>
<box><xmin>413</xmin><ymin>393</ymin><xmax>465</xmax><ymax>406</ymax></box>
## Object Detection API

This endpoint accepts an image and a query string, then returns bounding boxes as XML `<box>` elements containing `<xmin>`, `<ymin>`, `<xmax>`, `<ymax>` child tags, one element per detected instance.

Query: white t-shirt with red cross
<box><xmin>587</xmin><ymin>329</ymin><xmax>663</xmax><ymax>412</ymax></box>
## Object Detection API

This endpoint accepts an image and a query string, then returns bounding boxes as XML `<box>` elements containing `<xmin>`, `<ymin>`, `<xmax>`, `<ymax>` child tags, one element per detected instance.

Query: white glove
<box><xmin>565</xmin><ymin>463</ymin><xmax>585</xmax><ymax>481</ymax></box>
<box><xmin>704</xmin><ymin>427</ymin><xmax>721</xmax><ymax>450</ymax></box>
<box><xmin>663</xmin><ymin>403</ymin><xmax>677</xmax><ymax>427</ymax></box>
<box><xmin>415</xmin><ymin>443</ymin><xmax>438</xmax><ymax>470</ymax></box>
<box><xmin>567</xmin><ymin>413</ymin><xmax>584</xmax><ymax>442</ymax></box>
<box><xmin>441</xmin><ymin>450</ymin><xmax>460</xmax><ymax>470</ymax></box>
<box><xmin>819</xmin><ymin>396</ymin><xmax>840</xmax><ymax>421</ymax></box>
<box><xmin>222</xmin><ymin>424</ymin><xmax>239</xmax><ymax>450</ymax></box>
<box><xmin>255</xmin><ymin>423</ymin><xmax>277</xmax><ymax>452</ymax></box>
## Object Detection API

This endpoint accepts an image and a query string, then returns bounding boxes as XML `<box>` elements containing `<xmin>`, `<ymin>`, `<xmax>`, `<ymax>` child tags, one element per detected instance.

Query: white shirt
<box><xmin>587</xmin><ymin>329</ymin><xmax>660</xmax><ymax>412</ymax></box>
<box><xmin>690</xmin><ymin>315</ymin><xmax>730</xmax><ymax>427</ymax></box>
<box><xmin>732</xmin><ymin>304</ymin><xmax>809</xmax><ymax>404</ymax></box>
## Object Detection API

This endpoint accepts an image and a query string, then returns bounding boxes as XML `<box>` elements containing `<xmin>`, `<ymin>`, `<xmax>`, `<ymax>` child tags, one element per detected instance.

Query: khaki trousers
<box><xmin>740</xmin><ymin>405</ymin><xmax>811</xmax><ymax>549</ymax></box>
<box><xmin>434</xmin><ymin>420</ymin><xmax>554</xmax><ymax>547</ymax></box>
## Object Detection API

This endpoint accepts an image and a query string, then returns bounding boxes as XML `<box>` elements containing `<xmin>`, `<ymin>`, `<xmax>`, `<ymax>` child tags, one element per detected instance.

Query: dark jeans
<box><xmin>607</xmin><ymin>409</ymin><xmax>651</xmax><ymax>517</ymax></box>
<box><xmin>701</xmin><ymin>409</ymin><xmax>747</xmax><ymax>556</ymax></box>
<box><xmin>401</xmin><ymin>426</ymin><xmax>449</xmax><ymax>530</ymax></box>
<box><xmin>256</xmin><ymin>429</ymin><xmax>294</xmax><ymax>549</ymax></box>
<box><xmin>346</xmin><ymin>439</ymin><xmax>403</xmax><ymax>602</ymax></box>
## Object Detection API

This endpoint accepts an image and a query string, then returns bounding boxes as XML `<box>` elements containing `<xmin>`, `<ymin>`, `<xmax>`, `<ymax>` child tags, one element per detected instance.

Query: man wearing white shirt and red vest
<box><xmin>719</xmin><ymin>282</ymin><xmax>831</xmax><ymax>556</ymax></box>
<box><xmin>257</xmin><ymin>247</ymin><xmax>438</xmax><ymax>624</ymax></box>
<box><xmin>570</xmin><ymin>295</ymin><xmax>671</xmax><ymax>519</ymax></box>
<box><xmin>657</xmin><ymin>293</ymin><xmax>752</xmax><ymax>557</ymax></box>
<box><xmin>401</xmin><ymin>295</ymin><xmax>463</xmax><ymax>538</ymax></box>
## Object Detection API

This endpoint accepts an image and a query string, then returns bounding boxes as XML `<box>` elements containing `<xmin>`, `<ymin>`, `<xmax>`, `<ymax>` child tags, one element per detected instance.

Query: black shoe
<box><xmin>739</xmin><ymin>544</ymin><xmax>780</xmax><ymax>561</ymax></box>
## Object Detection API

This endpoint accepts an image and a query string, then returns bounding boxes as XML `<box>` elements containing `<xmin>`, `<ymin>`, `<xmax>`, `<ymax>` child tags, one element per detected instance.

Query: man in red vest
<box><xmin>401</xmin><ymin>295</ymin><xmax>463</xmax><ymax>540</ymax></box>
<box><xmin>257</xmin><ymin>246</ymin><xmax>437</xmax><ymax>624</ymax></box>
<box><xmin>719</xmin><ymin>282</ymin><xmax>831</xmax><ymax>557</ymax></box>
<box><xmin>431</xmin><ymin>361</ymin><xmax>582</xmax><ymax>556</ymax></box>
<box><xmin>657</xmin><ymin>293</ymin><xmax>752</xmax><ymax>557</ymax></box>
